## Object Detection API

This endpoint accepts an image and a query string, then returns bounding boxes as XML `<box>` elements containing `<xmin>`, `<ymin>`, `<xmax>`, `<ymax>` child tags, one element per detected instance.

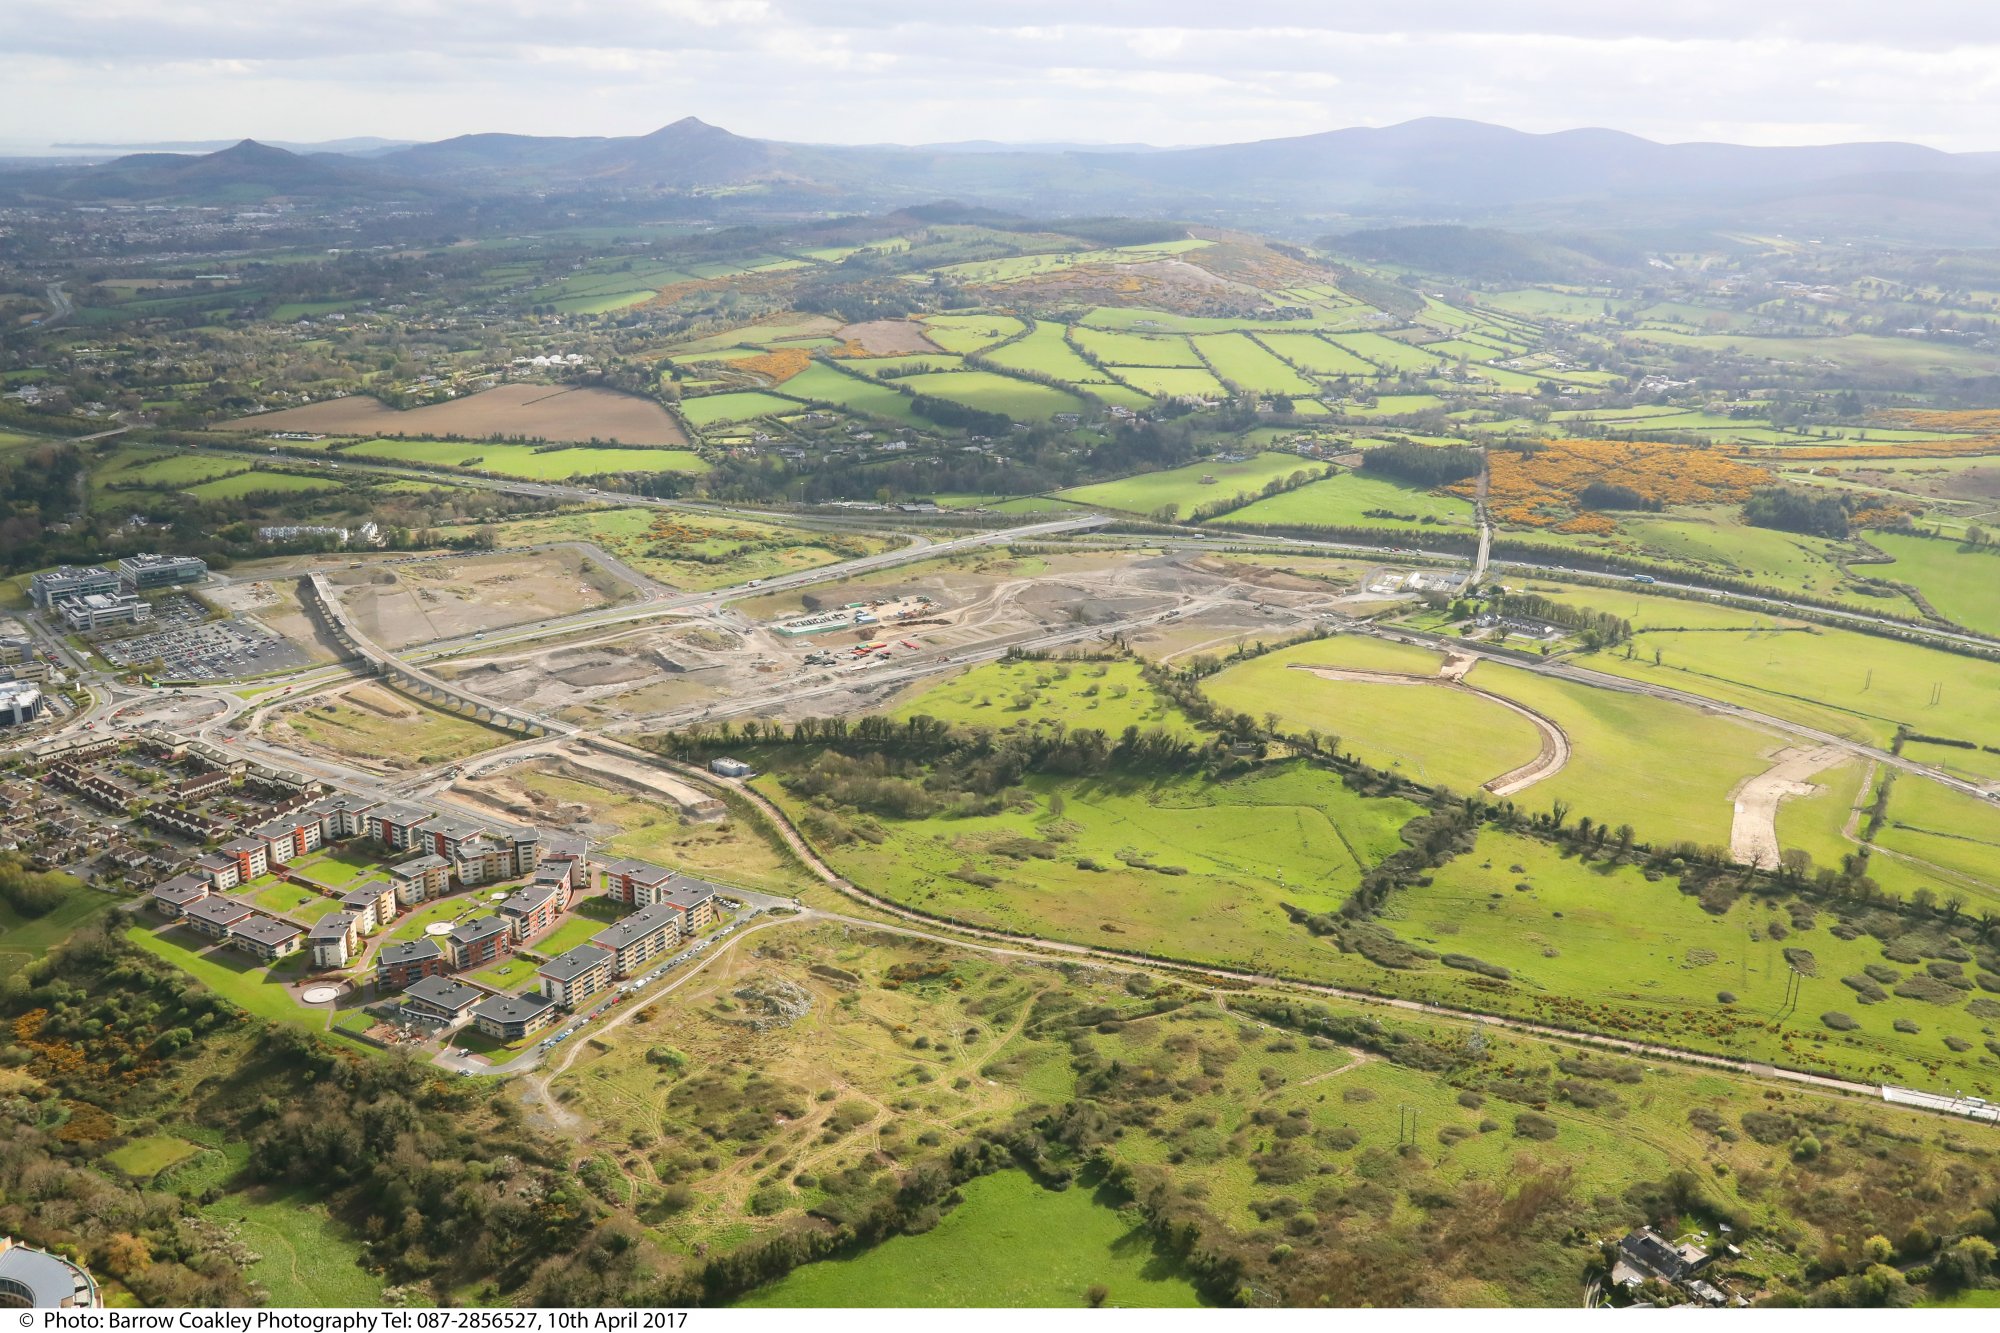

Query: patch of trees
<box><xmin>1186</xmin><ymin>465</ymin><xmax>1333</xmax><ymax>523</ymax></box>
<box><xmin>1577</xmin><ymin>480</ymin><xmax>1660</xmax><ymax>512</ymax></box>
<box><xmin>1491</xmin><ymin>592</ymin><xmax>1632</xmax><ymax>646</ymax></box>
<box><xmin>1325</xmin><ymin>225</ymin><xmax>1641</xmax><ymax>284</ymax></box>
<box><xmin>0</xmin><ymin>856</ymin><xmax>77</xmax><ymax>918</ymax></box>
<box><xmin>1742</xmin><ymin>486</ymin><xmax>1854</xmax><ymax>539</ymax></box>
<box><xmin>1</xmin><ymin>925</ymin><xmax>598</xmax><ymax>1303</ymax></box>
<box><xmin>909</xmin><ymin>392</ymin><xmax>1012</xmax><ymax>436</ymax></box>
<box><xmin>1357</xmin><ymin>441</ymin><xmax>1482</xmax><ymax>487</ymax></box>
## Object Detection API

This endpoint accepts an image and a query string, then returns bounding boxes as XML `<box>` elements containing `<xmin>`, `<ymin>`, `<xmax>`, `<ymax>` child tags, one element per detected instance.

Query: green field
<box><xmin>343</xmin><ymin>438</ymin><xmax>707</xmax><ymax>479</ymax></box>
<box><xmin>1533</xmin><ymin>584</ymin><xmax>2000</xmax><ymax>749</ymax></box>
<box><xmin>737</xmin><ymin>1171</ymin><xmax>1203</xmax><ymax>1308</ymax></box>
<box><xmin>1254</xmin><ymin>331</ymin><xmax>1378</xmax><ymax>376</ymax></box>
<box><xmin>1112</xmin><ymin>365</ymin><xmax>1228</xmax><ymax>400</ymax></box>
<box><xmin>678</xmin><ymin>391</ymin><xmax>799</xmax><ymax>427</ymax></box>
<box><xmin>891</xmin><ymin>658</ymin><xmax>1199</xmax><ymax>738</ymax></box>
<box><xmin>1374</xmin><ymin>827</ymin><xmax>2000</xmax><ymax>1087</ymax></box>
<box><xmin>981</xmin><ymin>324</ymin><xmax>1114</xmax><ymax>387</ymax></box>
<box><xmin>1071</xmin><ymin>326</ymin><xmax>1203</xmax><ymax>367</ymax></box>
<box><xmin>205</xmin><ymin>1188</ymin><xmax>385</xmax><ymax>1306</ymax></box>
<box><xmin>1324</xmin><ymin>333</ymin><xmax>1446</xmax><ymax>373</ymax></box>
<box><xmin>186</xmin><ymin>470</ymin><xmax>345</xmax><ymax>500</ymax></box>
<box><xmin>1217</xmin><ymin>468</ymin><xmax>1476</xmax><ymax>530</ymax></box>
<box><xmin>764</xmin><ymin>761</ymin><xmax>1419</xmax><ymax>978</ymax></box>
<box><xmin>1054</xmin><ymin>451</ymin><xmax>1318</xmax><ymax>517</ymax></box>
<box><xmin>105</xmin><ymin>1134</ymin><xmax>200</xmax><ymax>1178</ymax></box>
<box><xmin>1866</xmin><ymin>531</ymin><xmax>2000</xmax><ymax>637</ymax></box>
<box><xmin>785</xmin><ymin>362</ymin><xmax>926</xmax><ymax>425</ymax></box>
<box><xmin>921</xmin><ymin>314</ymin><xmax>1028</xmax><ymax>354</ymax></box>
<box><xmin>1875</xmin><ymin>775</ymin><xmax>2000</xmax><ymax>902</ymax></box>
<box><xmin>0</xmin><ymin>885</ymin><xmax>113</xmax><ymax>980</ymax></box>
<box><xmin>1204</xmin><ymin>641</ymin><xmax>1543</xmax><ymax>793</ymax></box>
<box><xmin>1468</xmin><ymin>660</ymin><xmax>1778</xmax><ymax>848</ymax></box>
<box><xmin>896</xmin><ymin>369</ymin><xmax>1089</xmax><ymax>422</ymax></box>
<box><xmin>1194</xmin><ymin>333</ymin><xmax>1318</xmax><ymax>395</ymax></box>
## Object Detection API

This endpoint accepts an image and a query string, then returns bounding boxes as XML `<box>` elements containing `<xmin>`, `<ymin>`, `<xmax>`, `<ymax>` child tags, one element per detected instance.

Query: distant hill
<box><xmin>13</xmin><ymin>116</ymin><xmax>2000</xmax><ymax>243</ymax></box>
<box><xmin>1325</xmin><ymin>225</ymin><xmax>1649</xmax><ymax>283</ymax></box>
<box><xmin>51</xmin><ymin>136</ymin><xmax>413</xmax><ymax>157</ymax></box>
<box><xmin>0</xmin><ymin>139</ymin><xmax>434</xmax><ymax>204</ymax></box>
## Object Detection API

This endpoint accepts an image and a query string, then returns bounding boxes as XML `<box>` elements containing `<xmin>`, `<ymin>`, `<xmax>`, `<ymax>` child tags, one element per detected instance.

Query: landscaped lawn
<box><xmin>292</xmin><ymin>845</ymin><xmax>387</xmax><ymax>890</ymax></box>
<box><xmin>735</xmin><ymin>1170</ymin><xmax>1203</xmax><ymax>1308</ymax></box>
<box><xmin>381</xmin><ymin>895</ymin><xmax>485</xmax><ymax>945</ymax></box>
<box><xmin>250</xmin><ymin>881</ymin><xmax>345</xmax><ymax>922</ymax></box>
<box><xmin>533</xmin><ymin>913</ymin><xmax>609</xmax><ymax>959</ymax></box>
<box><xmin>469</xmin><ymin>956</ymin><xmax>540</xmax><ymax>990</ymax></box>
<box><xmin>122</xmin><ymin>924</ymin><xmax>316</xmax><ymax>1029</ymax></box>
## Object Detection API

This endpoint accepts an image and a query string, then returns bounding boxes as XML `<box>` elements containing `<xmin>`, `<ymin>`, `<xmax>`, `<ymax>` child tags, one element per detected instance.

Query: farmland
<box><xmin>1524</xmin><ymin>583</ymin><xmax>2000</xmax><ymax>749</ymax></box>
<box><xmin>1219</xmin><ymin>468</ymin><xmax>1477</xmax><ymax>530</ymax></box>
<box><xmin>338</xmin><ymin>437</ymin><xmax>707</xmax><ymax>479</ymax></box>
<box><xmin>217</xmin><ymin>383</ymin><xmax>689</xmax><ymax>445</ymax></box>
<box><xmin>1053</xmin><ymin>452</ymin><xmax>1322</xmax><ymax>517</ymax></box>
<box><xmin>22</xmin><ymin>162</ymin><xmax>2000</xmax><ymax>1314</ymax></box>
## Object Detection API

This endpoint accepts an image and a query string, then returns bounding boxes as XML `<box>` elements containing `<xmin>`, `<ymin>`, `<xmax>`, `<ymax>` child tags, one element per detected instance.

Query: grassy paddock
<box><xmin>736</xmin><ymin>1171</ymin><xmax>1203</xmax><ymax>1308</ymax></box>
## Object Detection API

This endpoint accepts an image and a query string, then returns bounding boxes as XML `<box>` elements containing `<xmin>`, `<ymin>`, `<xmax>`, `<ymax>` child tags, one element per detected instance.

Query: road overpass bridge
<box><xmin>299</xmin><ymin>574</ymin><xmax>573</xmax><ymax>739</ymax></box>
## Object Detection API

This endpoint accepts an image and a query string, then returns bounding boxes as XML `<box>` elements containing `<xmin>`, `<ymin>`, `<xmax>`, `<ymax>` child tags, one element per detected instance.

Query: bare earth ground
<box><xmin>330</xmin><ymin>548</ymin><xmax>631</xmax><ymax>649</ymax></box>
<box><xmin>216</xmin><ymin>383</ymin><xmax>689</xmax><ymax>445</ymax></box>
<box><xmin>836</xmin><ymin>319</ymin><xmax>941</xmax><ymax>355</ymax></box>
<box><xmin>261</xmin><ymin>682</ymin><xmax>509</xmax><ymax>774</ymax></box>
<box><xmin>1729</xmin><ymin>743</ymin><xmax>1850</xmax><ymax>869</ymax></box>
<box><xmin>202</xmin><ymin>578</ymin><xmax>345</xmax><ymax>663</ymax></box>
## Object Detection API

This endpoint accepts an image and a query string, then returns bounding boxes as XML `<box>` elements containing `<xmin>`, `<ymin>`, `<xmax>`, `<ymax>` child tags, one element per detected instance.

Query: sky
<box><xmin>4</xmin><ymin>1</ymin><xmax>1999</xmax><ymax>153</ymax></box>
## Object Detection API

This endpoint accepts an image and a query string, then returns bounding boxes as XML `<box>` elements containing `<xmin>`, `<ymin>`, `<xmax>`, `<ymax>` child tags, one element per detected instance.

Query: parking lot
<box><xmin>94</xmin><ymin>613</ymin><xmax>314</xmax><ymax>678</ymax></box>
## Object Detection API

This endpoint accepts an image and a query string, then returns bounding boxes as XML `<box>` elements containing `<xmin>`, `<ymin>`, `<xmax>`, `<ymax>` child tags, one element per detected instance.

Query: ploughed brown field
<box><xmin>220</xmin><ymin>383</ymin><xmax>688</xmax><ymax>445</ymax></box>
<box><xmin>837</xmin><ymin>318</ymin><xmax>940</xmax><ymax>355</ymax></box>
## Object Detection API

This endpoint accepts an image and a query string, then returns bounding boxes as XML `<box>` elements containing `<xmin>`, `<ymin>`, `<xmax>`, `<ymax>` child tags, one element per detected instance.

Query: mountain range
<box><xmin>9</xmin><ymin>116</ymin><xmax>2000</xmax><ymax>244</ymax></box>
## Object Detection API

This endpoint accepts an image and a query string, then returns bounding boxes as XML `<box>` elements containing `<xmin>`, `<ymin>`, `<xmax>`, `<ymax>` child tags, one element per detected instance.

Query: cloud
<box><xmin>0</xmin><ymin>1</ymin><xmax>1991</xmax><ymax>151</ymax></box>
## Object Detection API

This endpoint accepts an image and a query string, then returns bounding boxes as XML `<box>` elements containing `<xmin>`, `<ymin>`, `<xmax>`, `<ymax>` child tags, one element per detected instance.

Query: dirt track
<box><xmin>1729</xmin><ymin>744</ymin><xmax>1849</xmax><ymax>868</ymax></box>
